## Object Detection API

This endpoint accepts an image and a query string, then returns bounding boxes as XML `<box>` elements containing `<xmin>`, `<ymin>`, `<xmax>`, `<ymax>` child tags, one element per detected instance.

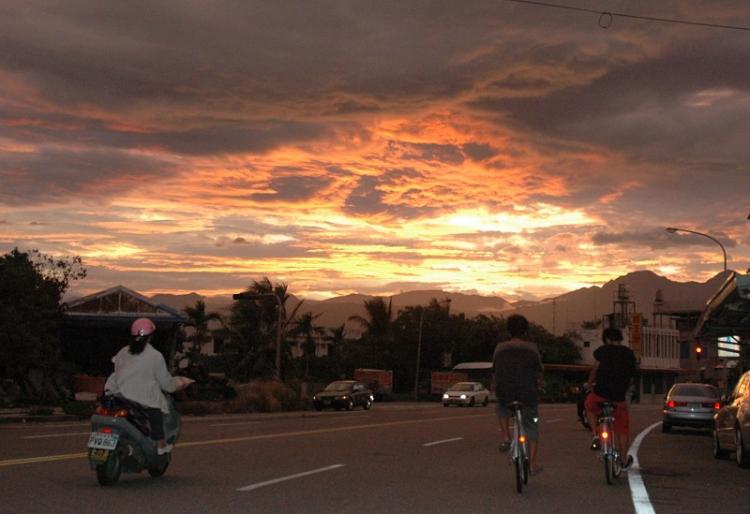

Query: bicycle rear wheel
<box><xmin>604</xmin><ymin>454</ymin><xmax>614</xmax><ymax>485</ymax></box>
<box><xmin>523</xmin><ymin>455</ymin><xmax>529</xmax><ymax>484</ymax></box>
<box><xmin>514</xmin><ymin>457</ymin><xmax>523</xmax><ymax>493</ymax></box>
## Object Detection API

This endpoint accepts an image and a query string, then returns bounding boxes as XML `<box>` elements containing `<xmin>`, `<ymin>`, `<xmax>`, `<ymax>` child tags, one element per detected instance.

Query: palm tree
<box><xmin>291</xmin><ymin>312</ymin><xmax>326</xmax><ymax>378</ymax></box>
<box><xmin>183</xmin><ymin>300</ymin><xmax>223</xmax><ymax>354</ymax></box>
<box><xmin>349</xmin><ymin>297</ymin><xmax>394</xmax><ymax>338</ymax></box>
<box><xmin>349</xmin><ymin>297</ymin><xmax>394</xmax><ymax>366</ymax></box>
<box><xmin>229</xmin><ymin>277</ymin><xmax>304</xmax><ymax>379</ymax></box>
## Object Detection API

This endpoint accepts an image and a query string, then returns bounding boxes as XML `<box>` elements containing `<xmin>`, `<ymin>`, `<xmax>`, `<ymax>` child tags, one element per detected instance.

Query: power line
<box><xmin>502</xmin><ymin>0</ymin><xmax>750</xmax><ymax>32</ymax></box>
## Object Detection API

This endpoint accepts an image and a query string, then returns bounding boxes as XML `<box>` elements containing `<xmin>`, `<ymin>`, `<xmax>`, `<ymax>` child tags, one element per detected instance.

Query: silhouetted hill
<box><xmin>149</xmin><ymin>270</ymin><xmax>731</xmax><ymax>336</ymax></box>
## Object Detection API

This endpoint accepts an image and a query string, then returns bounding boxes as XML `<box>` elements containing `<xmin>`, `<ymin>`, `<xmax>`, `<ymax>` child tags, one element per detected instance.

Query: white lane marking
<box><xmin>544</xmin><ymin>418</ymin><xmax>562</xmax><ymax>423</ymax></box>
<box><xmin>423</xmin><ymin>437</ymin><xmax>463</xmax><ymax>447</ymax></box>
<box><xmin>23</xmin><ymin>432</ymin><xmax>90</xmax><ymax>439</ymax></box>
<box><xmin>209</xmin><ymin>421</ymin><xmax>260</xmax><ymax>427</ymax></box>
<box><xmin>628</xmin><ymin>421</ymin><xmax>661</xmax><ymax>514</ymax></box>
<box><xmin>237</xmin><ymin>464</ymin><xmax>345</xmax><ymax>492</ymax></box>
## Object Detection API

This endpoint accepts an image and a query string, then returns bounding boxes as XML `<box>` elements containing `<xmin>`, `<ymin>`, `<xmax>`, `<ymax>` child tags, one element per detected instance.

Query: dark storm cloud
<box><xmin>592</xmin><ymin>229</ymin><xmax>738</xmax><ymax>250</ymax></box>
<box><xmin>0</xmin><ymin>110</ymin><xmax>332</xmax><ymax>156</ymax></box>
<box><xmin>250</xmin><ymin>174</ymin><xmax>333</xmax><ymax>202</ymax></box>
<box><xmin>467</xmin><ymin>33</ymin><xmax>750</xmax><ymax>162</ymax></box>
<box><xmin>0</xmin><ymin>147</ymin><xmax>175</xmax><ymax>205</ymax></box>
<box><xmin>462</xmin><ymin>143</ymin><xmax>496</xmax><ymax>161</ymax></box>
<box><xmin>344</xmin><ymin>176</ymin><xmax>384</xmax><ymax>216</ymax></box>
<box><xmin>386</xmin><ymin>141</ymin><xmax>465</xmax><ymax>165</ymax></box>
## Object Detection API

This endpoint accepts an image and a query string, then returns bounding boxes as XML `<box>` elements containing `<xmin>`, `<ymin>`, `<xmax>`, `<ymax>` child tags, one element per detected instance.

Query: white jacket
<box><xmin>105</xmin><ymin>343</ymin><xmax>176</xmax><ymax>414</ymax></box>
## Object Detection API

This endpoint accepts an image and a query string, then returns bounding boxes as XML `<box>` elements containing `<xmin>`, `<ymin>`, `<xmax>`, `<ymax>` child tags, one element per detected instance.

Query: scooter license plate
<box><xmin>88</xmin><ymin>448</ymin><xmax>110</xmax><ymax>463</ymax></box>
<box><xmin>87</xmin><ymin>432</ymin><xmax>119</xmax><ymax>450</ymax></box>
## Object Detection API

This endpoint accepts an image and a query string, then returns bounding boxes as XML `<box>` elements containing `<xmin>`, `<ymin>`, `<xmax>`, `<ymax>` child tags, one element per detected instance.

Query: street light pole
<box><xmin>666</xmin><ymin>227</ymin><xmax>727</xmax><ymax>272</ymax></box>
<box><xmin>413</xmin><ymin>299</ymin><xmax>451</xmax><ymax>401</ymax></box>
<box><xmin>232</xmin><ymin>292</ymin><xmax>284</xmax><ymax>379</ymax></box>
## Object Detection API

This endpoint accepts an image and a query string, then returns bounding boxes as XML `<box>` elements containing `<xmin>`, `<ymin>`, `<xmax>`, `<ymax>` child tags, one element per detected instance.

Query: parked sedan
<box><xmin>442</xmin><ymin>382</ymin><xmax>490</xmax><ymax>407</ymax></box>
<box><xmin>662</xmin><ymin>383</ymin><xmax>720</xmax><ymax>433</ymax></box>
<box><xmin>714</xmin><ymin>370</ymin><xmax>750</xmax><ymax>468</ymax></box>
<box><xmin>313</xmin><ymin>380</ymin><xmax>373</xmax><ymax>411</ymax></box>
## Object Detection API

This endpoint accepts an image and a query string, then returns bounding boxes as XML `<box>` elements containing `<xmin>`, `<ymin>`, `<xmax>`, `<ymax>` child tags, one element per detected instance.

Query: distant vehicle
<box><xmin>662</xmin><ymin>383</ymin><xmax>720</xmax><ymax>433</ymax></box>
<box><xmin>452</xmin><ymin>362</ymin><xmax>496</xmax><ymax>401</ymax></box>
<box><xmin>442</xmin><ymin>381</ymin><xmax>490</xmax><ymax>407</ymax></box>
<box><xmin>714</xmin><ymin>371</ymin><xmax>750</xmax><ymax>467</ymax></box>
<box><xmin>313</xmin><ymin>380</ymin><xmax>373</xmax><ymax>411</ymax></box>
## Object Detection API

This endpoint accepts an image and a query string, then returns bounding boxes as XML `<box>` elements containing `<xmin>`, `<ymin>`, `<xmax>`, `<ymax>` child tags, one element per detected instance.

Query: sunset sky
<box><xmin>1</xmin><ymin>1</ymin><xmax>749</xmax><ymax>301</ymax></box>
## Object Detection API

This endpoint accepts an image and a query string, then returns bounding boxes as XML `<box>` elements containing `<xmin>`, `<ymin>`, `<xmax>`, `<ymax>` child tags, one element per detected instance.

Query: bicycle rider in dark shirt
<box><xmin>584</xmin><ymin>327</ymin><xmax>637</xmax><ymax>469</ymax></box>
<box><xmin>493</xmin><ymin>314</ymin><xmax>544</xmax><ymax>475</ymax></box>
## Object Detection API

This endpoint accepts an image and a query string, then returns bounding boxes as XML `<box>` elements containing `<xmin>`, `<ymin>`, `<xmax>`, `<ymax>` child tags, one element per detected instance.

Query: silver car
<box><xmin>713</xmin><ymin>370</ymin><xmax>750</xmax><ymax>468</ymax></box>
<box><xmin>662</xmin><ymin>383</ymin><xmax>720</xmax><ymax>433</ymax></box>
<box><xmin>442</xmin><ymin>382</ymin><xmax>490</xmax><ymax>407</ymax></box>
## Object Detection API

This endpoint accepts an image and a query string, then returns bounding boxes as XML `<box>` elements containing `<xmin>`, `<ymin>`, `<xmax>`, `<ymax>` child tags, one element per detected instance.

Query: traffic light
<box><xmin>695</xmin><ymin>344</ymin><xmax>703</xmax><ymax>360</ymax></box>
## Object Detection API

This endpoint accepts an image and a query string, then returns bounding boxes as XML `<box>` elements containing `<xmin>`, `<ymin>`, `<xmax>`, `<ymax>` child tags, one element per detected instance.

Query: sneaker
<box><xmin>499</xmin><ymin>441</ymin><xmax>511</xmax><ymax>453</ymax></box>
<box><xmin>621</xmin><ymin>454</ymin><xmax>634</xmax><ymax>470</ymax></box>
<box><xmin>590</xmin><ymin>437</ymin><xmax>600</xmax><ymax>450</ymax></box>
<box><xmin>157</xmin><ymin>444</ymin><xmax>173</xmax><ymax>455</ymax></box>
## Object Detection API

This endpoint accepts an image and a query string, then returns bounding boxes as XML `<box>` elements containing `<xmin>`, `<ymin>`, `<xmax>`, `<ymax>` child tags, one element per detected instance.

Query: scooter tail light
<box><xmin>519</xmin><ymin>435</ymin><xmax>526</xmax><ymax>444</ymax></box>
<box><xmin>114</xmin><ymin>408</ymin><xmax>129</xmax><ymax>418</ymax></box>
<box><xmin>601</xmin><ymin>430</ymin><xmax>609</xmax><ymax>440</ymax></box>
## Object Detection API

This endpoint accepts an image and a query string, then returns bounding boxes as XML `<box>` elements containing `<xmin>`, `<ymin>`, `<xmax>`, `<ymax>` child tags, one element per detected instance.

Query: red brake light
<box><xmin>95</xmin><ymin>406</ymin><xmax>111</xmax><ymax>416</ymax></box>
<box><xmin>667</xmin><ymin>400</ymin><xmax>675</xmax><ymax>408</ymax></box>
<box><xmin>101</xmin><ymin>426</ymin><xmax>112</xmax><ymax>434</ymax></box>
<box><xmin>714</xmin><ymin>402</ymin><xmax>721</xmax><ymax>410</ymax></box>
<box><xmin>114</xmin><ymin>408</ymin><xmax>129</xmax><ymax>418</ymax></box>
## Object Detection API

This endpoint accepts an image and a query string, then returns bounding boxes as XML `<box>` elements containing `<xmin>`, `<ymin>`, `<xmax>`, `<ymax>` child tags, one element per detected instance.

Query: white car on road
<box><xmin>442</xmin><ymin>382</ymin><xmax>490</xmax><ymax>407</ymax></box>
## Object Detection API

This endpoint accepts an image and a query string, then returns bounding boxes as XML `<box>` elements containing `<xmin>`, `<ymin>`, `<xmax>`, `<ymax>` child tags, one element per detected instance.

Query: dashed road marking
<box><xmin>423</xmin><ymin>437</ymin><xmax>463</xmax><ymax>447</ymax></box>
<box><xmin>237</xmin><ymin>464</ymin><xmax>345</xmax><ymax>492</ymax></box>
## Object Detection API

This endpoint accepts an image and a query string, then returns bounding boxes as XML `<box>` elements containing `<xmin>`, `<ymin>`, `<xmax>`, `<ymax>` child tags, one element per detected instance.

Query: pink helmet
<box><xmin>130</xmin><ymin>318</ymin><xmax>156</xmax><ymax>337</ymax></box>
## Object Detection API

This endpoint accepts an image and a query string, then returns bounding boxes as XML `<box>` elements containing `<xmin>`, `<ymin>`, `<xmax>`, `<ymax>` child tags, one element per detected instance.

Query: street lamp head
<box><xmin>665</xmin><ymin>227</ymin><xmax>678</xmax><ymax>234</ymax></box>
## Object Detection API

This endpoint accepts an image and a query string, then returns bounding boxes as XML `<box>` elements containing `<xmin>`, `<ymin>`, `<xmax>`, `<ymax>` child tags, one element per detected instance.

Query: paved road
<box><xmin>1</xmin><ymin>402</ymin><xmax>747</xmax><ymax>513</ymax></box>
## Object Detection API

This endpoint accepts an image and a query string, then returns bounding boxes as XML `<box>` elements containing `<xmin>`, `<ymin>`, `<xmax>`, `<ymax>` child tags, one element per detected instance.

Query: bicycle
<box><xmin>508</xmin><ymin>401</ymin><xmax>530</xmax><ymax>493</ymax></box>
<box><xmin>598</xmin><ymin>401</ymin><xmax>622</xmax><ymax>485</ymax></box>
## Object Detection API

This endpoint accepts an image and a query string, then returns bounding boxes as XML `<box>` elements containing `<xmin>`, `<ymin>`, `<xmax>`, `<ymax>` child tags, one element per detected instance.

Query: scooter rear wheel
<box><xmin>96</xmin><ymin>450</ymin><xmax>122</xmax><ymax>486</ymax></box>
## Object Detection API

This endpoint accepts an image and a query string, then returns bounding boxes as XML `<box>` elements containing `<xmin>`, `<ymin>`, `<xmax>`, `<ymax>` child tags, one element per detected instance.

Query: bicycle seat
<box><xmin>507</xmin><ymin>401</ymin><xmax>524</xmax><ymax>410</ymax></box>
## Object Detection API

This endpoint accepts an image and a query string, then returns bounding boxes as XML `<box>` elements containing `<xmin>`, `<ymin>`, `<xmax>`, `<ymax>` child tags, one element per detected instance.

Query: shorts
<box><xmin>496</xmin><ymin>403</ymin><xmax>540</xmax><ymax>442</ymax></box>
<box><xmin>584</xmin><ymin>392</ymin><xmax>629</xmax><ymax>436</ymax></box>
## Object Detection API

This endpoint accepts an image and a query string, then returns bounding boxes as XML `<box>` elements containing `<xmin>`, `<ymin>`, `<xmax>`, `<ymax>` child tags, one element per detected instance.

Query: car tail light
<box><xmin>666</xmin><ymin>400</ymin><xmax>687</xmax><ymax>408</ymax></box>
<box><xmin>114</xmin><ymin>408</ymin><xmax>129</xmax><ymax>418</ymax></box>
<box><xmin>666</xmin><ymin>400</ymin><xmax>675</xmax><ymax>408</ymax></box>
<box><xmin>713</xmin><ymin>402</ymin><xmax>721</xmax><ymax>410</ymax></box>
<box><xmin>95</xmin><ymin>406</ymin><xmax>111</xmax><ymax>416</ymax></box>
<box><xmin>101</xmin><ymin>426</ymin><xmax>112</xmax><ymax>434</ymax></box>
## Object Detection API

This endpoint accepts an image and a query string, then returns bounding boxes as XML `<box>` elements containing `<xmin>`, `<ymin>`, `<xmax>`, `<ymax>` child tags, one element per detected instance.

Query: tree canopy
<box><xmin>0</xmin><ymin>248</ymin><xmax>86</xmax><ymax>385</ymax></box>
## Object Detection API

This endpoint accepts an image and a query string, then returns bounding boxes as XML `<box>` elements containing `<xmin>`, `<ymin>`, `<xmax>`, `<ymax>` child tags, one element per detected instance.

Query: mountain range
<box><xmin>150</xmin><ymin>270</ymin><xmax>732</xmax><ymax>336</ymax></box>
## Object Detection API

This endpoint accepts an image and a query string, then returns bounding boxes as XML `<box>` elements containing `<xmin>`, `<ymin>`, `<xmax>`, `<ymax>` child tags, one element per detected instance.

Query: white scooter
<box><xmin>87</xmin><ymin>394</ymin><xmax>181</xmax><ymax>486</ymax></box>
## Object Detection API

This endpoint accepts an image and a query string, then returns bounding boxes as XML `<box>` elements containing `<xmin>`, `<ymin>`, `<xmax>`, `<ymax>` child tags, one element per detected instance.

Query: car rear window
<box><xmin>450</xmin><ymin>383</ymin><xmax>475</xmax><ymax>391</ymax></box>
<box><xmin>670</xmin><ymin>385</ymin><xmax>717</xmax><ymax>398</ymax></box>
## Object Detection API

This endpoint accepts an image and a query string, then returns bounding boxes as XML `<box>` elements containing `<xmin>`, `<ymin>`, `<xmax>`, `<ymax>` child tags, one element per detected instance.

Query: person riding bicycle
<box><xmin>493</xmin><ymin>314</ymin><xmax>544</xmax><ymax>475</ymax></box>
<box><xmin>584</xmin><ymin>327</ymin><xmax>637</xmax><ymax>469</ymax></box>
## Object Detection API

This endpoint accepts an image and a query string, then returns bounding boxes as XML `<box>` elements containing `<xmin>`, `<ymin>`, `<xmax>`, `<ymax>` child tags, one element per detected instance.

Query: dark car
<box><xmin>662</xmin><ymin>383</ymin><xmax>720</xmax><ymax>433</ymax></box>
<box><xmin>313</xmin><ymin>380</ymin><xmax>373</xmax><ymax>411</ymax></box>
<box><xmin>713</xmin><ymin>371</ymin><xmax>750</xmax><ymax>468</ymax></box>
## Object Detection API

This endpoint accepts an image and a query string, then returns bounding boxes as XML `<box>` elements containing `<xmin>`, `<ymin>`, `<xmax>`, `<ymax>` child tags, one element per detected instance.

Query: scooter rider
<box><xmin>105</xmin><ymin>318</ymin><xmax>178</xmax><ymax>455</ymax></box>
